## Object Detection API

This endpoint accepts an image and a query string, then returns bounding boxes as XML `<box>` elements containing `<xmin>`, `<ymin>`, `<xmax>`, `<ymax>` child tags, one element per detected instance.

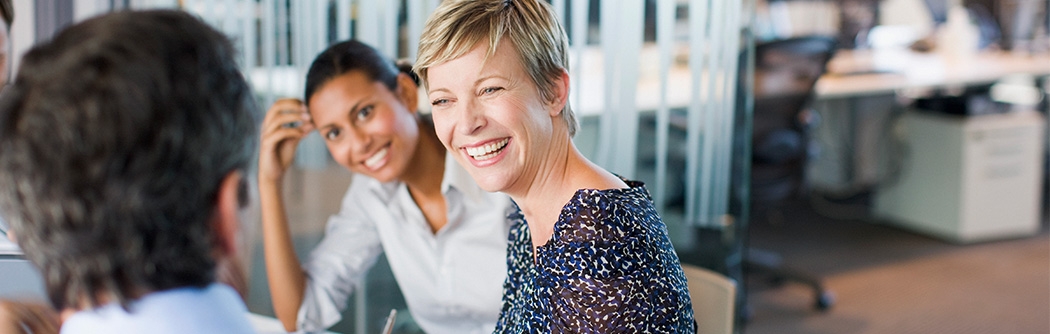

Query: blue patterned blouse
<box><xmin>493</xmin><ymin>179</ymin><xmax>696</xmax><ymax>333</ymax></box>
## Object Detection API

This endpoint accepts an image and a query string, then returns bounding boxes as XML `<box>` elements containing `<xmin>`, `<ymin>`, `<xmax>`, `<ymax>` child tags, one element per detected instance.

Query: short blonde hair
<box><xmin>415</xmin><ymin>0</ymin><xmax>577</xmax><ymax>137</ymax></box>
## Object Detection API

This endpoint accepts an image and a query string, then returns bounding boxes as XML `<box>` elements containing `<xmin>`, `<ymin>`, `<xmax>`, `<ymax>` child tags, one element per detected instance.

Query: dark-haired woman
<box><xmin>258</xmin><ymin>40</ymin><xmax>511</xmax><ymax>334</ymax></box>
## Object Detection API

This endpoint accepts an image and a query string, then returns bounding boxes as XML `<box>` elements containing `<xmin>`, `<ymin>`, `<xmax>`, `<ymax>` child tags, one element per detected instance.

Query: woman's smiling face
<box><xmin>308</xmin><ymin>71</ymin><xmax>420</xmax><ymax>183</ymax></box>
<box><xmin>426</xmin><ymin>41</ymin><xmax>559</xmax><ymax>195</ymax></box>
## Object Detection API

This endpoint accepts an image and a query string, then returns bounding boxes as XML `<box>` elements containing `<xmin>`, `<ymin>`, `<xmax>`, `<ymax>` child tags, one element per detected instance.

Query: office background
<box><xmin>3</xmin><ymin>0</ymin><xmax>1048</xmax><ymax>333</ymax></box>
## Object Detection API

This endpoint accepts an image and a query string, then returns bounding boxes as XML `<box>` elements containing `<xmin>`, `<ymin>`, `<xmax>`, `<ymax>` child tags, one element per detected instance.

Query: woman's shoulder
<box><xmin>549</xmin><ymin>180</ymin><xmax>660</xmax><ymax>244</ymax></box>
<box><xmin>563</xmin><ymin>177</ymin><xmax>654</xmax><ymax>219</ymax></box>
<box><xmin>539</xmin><ymin>197</ymin><xmax>674</xmax><ymax>278</ymax></box>
<box><xmin>344</xmin><ymin>173</ymin><xmax>401</xmax><ymax>200</ymax></box>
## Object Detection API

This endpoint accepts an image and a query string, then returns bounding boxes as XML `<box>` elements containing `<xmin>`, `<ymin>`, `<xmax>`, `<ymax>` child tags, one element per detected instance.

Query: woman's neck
<box><xmin>400</xmin><ymin>115</ymin><xmax>445</xmax><ymax>195</ymax></box>
<box><xmin>400</xmin><ymin>115</ymin><xmax>450</xmax><ymax>233</ymax></box>
<box><xmin>513</xmin><ymin>134</ymin><xmax>628</xmax><ymax>251</ymax></box>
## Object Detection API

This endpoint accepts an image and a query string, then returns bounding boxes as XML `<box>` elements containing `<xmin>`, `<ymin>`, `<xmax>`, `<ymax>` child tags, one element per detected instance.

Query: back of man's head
<box><xmin>0</xmin><ymin>10</ymin><xmax>258</xmax><ymax>310</ymax></box>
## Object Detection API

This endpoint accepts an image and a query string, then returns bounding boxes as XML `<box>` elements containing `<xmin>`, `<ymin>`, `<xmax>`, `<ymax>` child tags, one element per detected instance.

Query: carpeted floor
<box><xmin>743</xmin><ymin>196</ymin><xmax>1050</xmax><ymax>334</ymax></box>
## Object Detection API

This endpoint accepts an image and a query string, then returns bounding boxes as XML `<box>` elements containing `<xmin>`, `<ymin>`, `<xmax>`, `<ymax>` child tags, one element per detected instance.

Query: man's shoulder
<box><xmin>63</xmin><ymin>284</ymin><xmax>256</xmax><ymax>334</ymax></box>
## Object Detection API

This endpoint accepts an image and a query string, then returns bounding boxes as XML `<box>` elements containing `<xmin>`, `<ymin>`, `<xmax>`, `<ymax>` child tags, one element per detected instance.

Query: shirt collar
<box><xmin>62</xmin><ymin>284</ymin><xmax>250</xmax><ymax>334</ymax></box>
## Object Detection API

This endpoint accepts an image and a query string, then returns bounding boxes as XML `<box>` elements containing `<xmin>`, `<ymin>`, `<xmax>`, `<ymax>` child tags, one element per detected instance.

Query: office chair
<box><xmin>746</xmin><ymin>35</ymin><xmax>837</xmax><ymax>312</ymax></box>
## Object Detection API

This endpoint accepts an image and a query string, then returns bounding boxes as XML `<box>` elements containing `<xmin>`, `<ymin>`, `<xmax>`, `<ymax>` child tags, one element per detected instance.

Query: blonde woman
<box><xmin>415</xmin><ymin>0</ymin><xmax>696</xmax><ymax>332</ymax></box>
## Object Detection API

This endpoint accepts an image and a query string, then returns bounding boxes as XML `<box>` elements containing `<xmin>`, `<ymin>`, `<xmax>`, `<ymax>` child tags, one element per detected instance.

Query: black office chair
<box><xmin>746</xmin><ymin>35</ymin><xmax>837</xmax><ymax>312</ymax></box>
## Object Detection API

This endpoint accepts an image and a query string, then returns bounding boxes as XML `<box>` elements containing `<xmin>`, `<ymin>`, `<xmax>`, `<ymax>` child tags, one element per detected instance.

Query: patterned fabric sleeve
<box><xmin>541</xmin><ymin>185</ymin><xmax>695</xmax><ymax>333</ymax></box>
<box><xmin>494</xmin><ymin>181</ymin><xmax>695</xmax><ymax>333</ymax></box>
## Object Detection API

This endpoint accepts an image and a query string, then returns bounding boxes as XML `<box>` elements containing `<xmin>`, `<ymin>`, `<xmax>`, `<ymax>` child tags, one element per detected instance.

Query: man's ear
<box><xmin>211</xmin><ymin>171</ymin><xmax>244</xmax><ymax>257</ymax></box>
<box><xmin>396</xmin><ymin>72</ymin><xmax>420</xmax><ymax>113</ymax></box>
<box><xmin>549</xmin><ymin>69</ymin><xmax>570</xmax><ymax>117</ymax></box>
<box><xmin>211</xmin><ymin>172</ymin><xmax>249</xmax><ymax>299</ymax></box>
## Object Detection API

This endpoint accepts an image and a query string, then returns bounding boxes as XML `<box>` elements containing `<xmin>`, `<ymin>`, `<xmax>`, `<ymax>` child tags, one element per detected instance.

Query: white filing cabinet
<box><xmin>874</xmin><ymin>110</ymin><xmax>1046</xmax><ymax>243</ymax></box>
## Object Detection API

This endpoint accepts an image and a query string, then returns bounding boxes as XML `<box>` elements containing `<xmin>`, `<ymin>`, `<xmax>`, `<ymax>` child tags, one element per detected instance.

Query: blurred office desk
<box><xmin>808</xmin><ymin>49</ymin><xmax>1050</xmax><ymax>191</ymax></box>
<box><xmin>815</xmin><ymin>49</ymin><xmax>1050</xmax><ymax>99</ymax></box>
<box><xmin>815</xmin><ymin>49</ymin><xmax>1049</xmax><ymax>243</ymax></box>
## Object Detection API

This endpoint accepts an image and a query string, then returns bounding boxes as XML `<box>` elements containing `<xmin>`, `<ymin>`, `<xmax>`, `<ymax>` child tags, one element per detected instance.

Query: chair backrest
<box><xmin>753</xmin><ymin>35</ymin><xmax>837</xmax><ymax>100</ymax></box>
<box><xmin>682</xmin><ymin>264</ymin><xmax>737</xmax><ymax>334</ymax></box>
<box><xmin>751</xmin><ymin>35</ymin><xmax>837</xmax><ymax>203</ymax></box>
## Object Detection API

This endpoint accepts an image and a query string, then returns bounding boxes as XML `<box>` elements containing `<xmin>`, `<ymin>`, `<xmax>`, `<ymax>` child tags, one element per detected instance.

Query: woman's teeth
<box><xmin>466</xmin><ymin>138</ymin><xmax>509</xmax><ymax>161</ymax></box>
<box><xmin>364</xmin><ymin>147</ymin><xmax>388</xmax><ymax>169</ymax></box>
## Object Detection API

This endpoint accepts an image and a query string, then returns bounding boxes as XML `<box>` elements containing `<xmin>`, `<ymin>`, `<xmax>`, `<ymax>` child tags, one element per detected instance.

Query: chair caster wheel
<box><xmin>815</xmin><ymin>291</ymin><xmax>835</xmax><ymax>311</ymax></box>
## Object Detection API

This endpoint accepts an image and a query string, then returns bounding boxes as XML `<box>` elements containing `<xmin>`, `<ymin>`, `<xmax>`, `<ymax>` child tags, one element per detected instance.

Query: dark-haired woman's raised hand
<box><xmin>258</xmin><ymin>97</ymin><xmax>315</xmax><ymax>332</ymax></box>
<box><xmin>259</xmin><ymin>98</ymin><xmax>314</xmax><ymax>184</ymax></box>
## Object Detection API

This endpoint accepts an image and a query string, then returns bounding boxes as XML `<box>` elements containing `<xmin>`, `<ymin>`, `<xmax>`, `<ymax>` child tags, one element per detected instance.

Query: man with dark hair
<box><xmin>0</xmin><ymin>9</ymin><xmax>258</xmax><ymax>333</ymax></box>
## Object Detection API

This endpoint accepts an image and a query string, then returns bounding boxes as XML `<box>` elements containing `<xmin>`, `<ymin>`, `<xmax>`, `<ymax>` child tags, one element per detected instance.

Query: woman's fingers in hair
<box><xmin>262</xmin><ymin>98</ymin><xmax>314</xmax><ymax>142</ymax></box>
<box><xmin>260</xmin><ymin>98</ymin><xmax>313</xmax><ymax>182</ymax></box>
<box><xmin>264</xmin><ymin>98</ymin><xmax>312</xmax><ymax>133</ymax></box>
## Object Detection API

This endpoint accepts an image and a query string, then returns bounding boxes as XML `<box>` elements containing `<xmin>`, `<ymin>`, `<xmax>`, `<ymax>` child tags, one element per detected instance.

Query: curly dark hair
<box><xmin>0</xmin><ymin>10</ymin><xmax>258</xmax><ymax>310</ymax></box>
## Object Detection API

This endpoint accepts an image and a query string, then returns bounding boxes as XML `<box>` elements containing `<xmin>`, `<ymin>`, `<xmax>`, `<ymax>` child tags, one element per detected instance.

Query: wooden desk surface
<box><xmin>816</xmin><ymin>49</ymin><xmax>1050</xmax><ymax>99</ymax></box>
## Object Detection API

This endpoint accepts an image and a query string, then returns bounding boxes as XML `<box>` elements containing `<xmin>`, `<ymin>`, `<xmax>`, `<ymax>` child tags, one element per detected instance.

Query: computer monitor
<box><xmin>1007</xmin><ymin>0</ymin><xmax>1049</xmax><ymax>50</ymax></box>
<box><xmin>924</xmin><ymin>0</ymin><xmax>949</xmax><ymax>24</ymax></box>
<box><xmin>925</xmin><ymin>0</ymin><xmax>1006</xmax><ymax>49</ymax></box>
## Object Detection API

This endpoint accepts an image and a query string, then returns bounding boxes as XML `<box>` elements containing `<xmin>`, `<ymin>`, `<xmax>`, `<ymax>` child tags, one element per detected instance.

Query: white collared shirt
<box><xmin>298</xmin><ymin>154</ymin><xmax>512</xmax><ymax>334</ymax></box>
<box><xmin>61</xmin><ymin>284</ymin><xmax>254</xmax><ymax>334</ymax></box>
